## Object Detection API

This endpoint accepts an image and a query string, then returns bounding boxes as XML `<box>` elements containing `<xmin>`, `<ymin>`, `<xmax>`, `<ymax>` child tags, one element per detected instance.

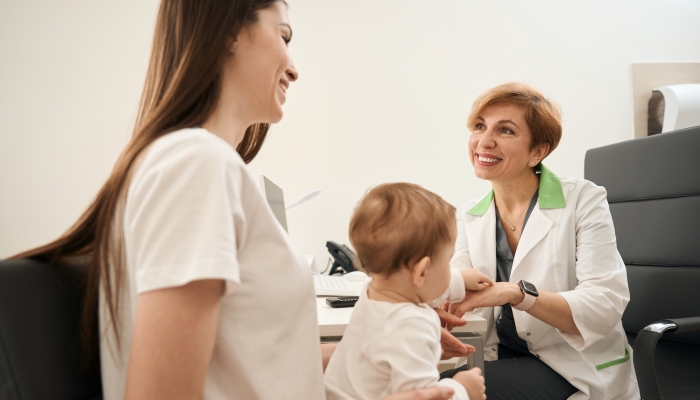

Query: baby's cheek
<box><xmin>441</xmin><ymin>270</ymin><xmax>451</xmax><ymax>292</ymax></box>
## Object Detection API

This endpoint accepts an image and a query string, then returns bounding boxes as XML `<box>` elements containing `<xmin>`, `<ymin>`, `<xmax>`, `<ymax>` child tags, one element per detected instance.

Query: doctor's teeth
<box><xmin>479</xmin><ymin>156</ymin><xmax>500</xmax><ymax>163</ymax></box>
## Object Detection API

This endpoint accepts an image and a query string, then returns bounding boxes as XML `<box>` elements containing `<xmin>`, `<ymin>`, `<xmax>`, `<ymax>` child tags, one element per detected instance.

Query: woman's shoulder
<box><xmin>553</xmin><ymin>176</ymin><xmax>615</xmax><ymax>219</ymax></box>
<box><xmin>132</xmin><ymin>128</ymin><xmax>246</xmax><ymax>191</ymax></box>
<box><xmin>134</xmin><ymin>128</ymin><xmax>245</xmax><ymax>179</ymax></box>
<box><xmin>147</xmin><ymin>128</ymin><xmax>243</xmax><ymax>165</ymax></box>
<box><xmin>558</xmin><ymin>176</ymin><xmax>608</xmax><ymax>200</ymax></box>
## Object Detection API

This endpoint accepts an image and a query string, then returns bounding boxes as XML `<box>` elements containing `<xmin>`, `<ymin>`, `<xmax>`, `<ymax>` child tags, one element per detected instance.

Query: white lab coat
<box><xmin>452</xmin><ymin>166</ymin><xmax>640</xmax><ymax>400</ymax></box>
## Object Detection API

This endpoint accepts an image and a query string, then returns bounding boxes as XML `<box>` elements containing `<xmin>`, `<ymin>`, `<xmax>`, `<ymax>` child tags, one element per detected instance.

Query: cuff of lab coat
<box><xmin>557</xmin><ymin>290</ymin><xmax>587</xmax><ymax>351</ymax></box>
<box><xmin>438</xmin><ymin>378</ymin><xmax>470</xmax><ymax>400</ymax></box>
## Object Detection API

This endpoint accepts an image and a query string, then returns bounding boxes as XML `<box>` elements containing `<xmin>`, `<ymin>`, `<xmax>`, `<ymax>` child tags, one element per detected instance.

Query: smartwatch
<box><xmin>512</xmin><ymin>280</ymin><xmax>539</xmax><ymax>311</ymax></box>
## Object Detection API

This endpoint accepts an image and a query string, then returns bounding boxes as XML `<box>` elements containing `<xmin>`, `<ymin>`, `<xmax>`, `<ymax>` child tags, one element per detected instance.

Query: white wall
<box><xmin>0</xmin><ymin>0</ymin><xmax>159</xmax><ymax>257</ymax></box>
<box><xmin>2</xmin><ymin>0</ymin><xmax>700</xmax><ymax>262</ymax></box>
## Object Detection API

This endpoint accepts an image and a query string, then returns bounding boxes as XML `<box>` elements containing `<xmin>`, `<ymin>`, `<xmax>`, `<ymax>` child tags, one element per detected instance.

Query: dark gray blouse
<box><xmin>495</xmin><ymin>189</ymin><xmax>539</xmax><ymax>354</ymax></box>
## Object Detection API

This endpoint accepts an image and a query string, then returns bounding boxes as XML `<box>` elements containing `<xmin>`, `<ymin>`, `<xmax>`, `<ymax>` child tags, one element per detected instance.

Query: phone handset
<box><xmin>326</xmin><ymin>241</ymin><xmax>356</xmax><ymax>275</ymax></box>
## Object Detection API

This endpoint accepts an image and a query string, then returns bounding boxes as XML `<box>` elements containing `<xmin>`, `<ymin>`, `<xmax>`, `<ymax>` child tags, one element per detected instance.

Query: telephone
<box><xmin>326</xmin><ymin>241</ymin><xmax>356</xmax><ymax>275</ymax></box>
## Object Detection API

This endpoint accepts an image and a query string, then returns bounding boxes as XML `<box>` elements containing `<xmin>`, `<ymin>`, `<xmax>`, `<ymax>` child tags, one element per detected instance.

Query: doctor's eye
<box><xmin>475</xmin><ymin>123</ymin><xmax>486</xmax><ymax>130</ymax></box>
<box><xmin>500</xmin><ymin>127</ymin><xmax>514</xmax><ymax>135</ymax></box>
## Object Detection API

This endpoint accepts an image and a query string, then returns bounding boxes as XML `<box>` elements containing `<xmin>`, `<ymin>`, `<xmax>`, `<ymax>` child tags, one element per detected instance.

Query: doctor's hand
<box><xmin>435</xmin><ymin>305</ymin><xmax>467</xmax><ymax>330</ymax></box>
<box><xmin>440</xmin><ymin>327</ymin><xmax>475</xmax><ymax>359</ymax></box>
<box><xmin>383</xmin><ymin>386</ymin><xmax>455</xmax><ymax>400</ymax></box>
<box><xmin>434</xmin><ymin>307</ymin><xmax>475</xmax><ymax>358</ymax></box>
<box><xmin>449</xmin><ymin>282</ymin><xmax>523</xmax><ymax>318</ymax></box>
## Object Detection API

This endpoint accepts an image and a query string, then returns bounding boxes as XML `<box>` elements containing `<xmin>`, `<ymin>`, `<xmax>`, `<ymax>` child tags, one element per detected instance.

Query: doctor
<box><xmin>441</xmin><ymin>83</ymin><xmax>640</xmax><ymax>399</ymax></box>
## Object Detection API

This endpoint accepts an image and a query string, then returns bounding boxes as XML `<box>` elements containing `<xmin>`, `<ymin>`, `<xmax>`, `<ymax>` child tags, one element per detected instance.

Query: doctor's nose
<box><xmin>477</xmin><ymin>130</ymin><xmax>497</xmax><ymax>149</ymax></box>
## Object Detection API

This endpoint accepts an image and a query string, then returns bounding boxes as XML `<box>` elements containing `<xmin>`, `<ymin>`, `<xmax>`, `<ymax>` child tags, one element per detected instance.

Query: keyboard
<box><xmin>313</xmin><ymin>274</ymin><xmax>359</xmax><ymax>296</ymax></box>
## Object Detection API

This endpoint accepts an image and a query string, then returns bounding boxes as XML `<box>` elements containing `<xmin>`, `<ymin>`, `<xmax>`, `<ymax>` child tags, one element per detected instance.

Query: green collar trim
<box><xmin>466</xmin><ymin>164</ymin><xmax>566</xmax><ymax>216</ymax></box>
<box><xmin>465</xmin><ymin>190</ymin><xmax>494</xmax><ymax>216</ymax></box>
<box><xmin>537</xmin><ymin>164</ymin><xmax>566</xmax><ymax>209</ymax></box>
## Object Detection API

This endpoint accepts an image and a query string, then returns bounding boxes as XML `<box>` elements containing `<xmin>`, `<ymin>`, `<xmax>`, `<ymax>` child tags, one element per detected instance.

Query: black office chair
<box><xmin>585</xmin><ymin>125</ymin><xmax>700</xmax><ymax>400</ymax></box>
<box><xmin>0</xmin><ymin>257</ymin><xmax>102</xmax><ymax>400</ymax></box>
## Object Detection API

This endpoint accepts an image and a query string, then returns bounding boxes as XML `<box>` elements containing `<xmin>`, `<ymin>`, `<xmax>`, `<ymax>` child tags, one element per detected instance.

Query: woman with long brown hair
<box><xmin>12</xmin><ymin>1</ymin><xmax>470</xmax><ymax>399</ymax></box>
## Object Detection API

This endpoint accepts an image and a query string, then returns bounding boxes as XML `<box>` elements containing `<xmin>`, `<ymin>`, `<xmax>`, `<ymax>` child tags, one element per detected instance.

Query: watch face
<box><xmin>520</xmin><ymin>280</ymin><xmax>539</xmax><ymax>297</ymax></box>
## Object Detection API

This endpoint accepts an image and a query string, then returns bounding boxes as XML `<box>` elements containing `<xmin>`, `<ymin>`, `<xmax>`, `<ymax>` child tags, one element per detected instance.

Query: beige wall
<box><xmin>631</xmin><ymin>63</ymin><xmax>700</xmax><ymax>138</ymax></box>
<box><xmin>2</xmin><ymin>1</ymin><xmax>700</xmax><ymax>261</ymax></box>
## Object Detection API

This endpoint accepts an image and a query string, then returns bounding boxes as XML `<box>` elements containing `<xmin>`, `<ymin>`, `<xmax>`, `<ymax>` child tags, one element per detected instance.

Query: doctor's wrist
<box><xmin>508</xmin><ymin>283</ymin><xmax>525</xmax><ymax>306</ymax></box>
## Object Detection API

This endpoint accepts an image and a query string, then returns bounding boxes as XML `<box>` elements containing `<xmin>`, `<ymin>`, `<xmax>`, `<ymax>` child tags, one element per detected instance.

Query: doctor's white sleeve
<box><xmin>558</xmin><ymin>183</ymin><xmax>630</xmax><ymax>351</ymax></box>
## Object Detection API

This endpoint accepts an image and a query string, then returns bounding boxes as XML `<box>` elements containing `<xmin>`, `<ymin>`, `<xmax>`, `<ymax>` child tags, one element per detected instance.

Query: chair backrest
<box><xmin>0</xmin><ymin>258</ymin><xmax>102</xmax><ymax>400</ymax></box>
<box><xmin>584</xmin><ymin>125</ymin><xmax>700</xmax><ymax>345</ymax></box>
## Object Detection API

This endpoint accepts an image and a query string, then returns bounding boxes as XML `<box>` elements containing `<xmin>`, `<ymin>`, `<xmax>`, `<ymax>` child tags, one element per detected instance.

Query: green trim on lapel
<box><xmin>537</xmin><ymin>164</ymin><xmax>566</xmax><ymax>209</ymax></box>
<box><xmin>465</xmin><ymin>164</ymin><xmax>565</xmax><ymax>216</ymax></box>
<box><xmin>466</xmin><ymin>190</ymin><xmax>494</xmax><ymax>216</ymax></box>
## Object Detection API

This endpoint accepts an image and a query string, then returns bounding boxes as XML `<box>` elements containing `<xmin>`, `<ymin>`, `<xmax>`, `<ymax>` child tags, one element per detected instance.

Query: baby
<box><xmin>324</xmin><ymin>183</ymin><xmax>491</xmax><ymax>400</ymax></box>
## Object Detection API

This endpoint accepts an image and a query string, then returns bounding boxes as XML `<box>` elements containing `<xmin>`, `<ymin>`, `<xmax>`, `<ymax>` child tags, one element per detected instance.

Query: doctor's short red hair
<box><xmin>467</xmin><ymin>82</ymin><xmax>562</xmax><ymax>160</ymax></box>
<box><xmin>349</xmin><ymin>183</ymin><xmax>456</xmax><ymax>276</ymax></box>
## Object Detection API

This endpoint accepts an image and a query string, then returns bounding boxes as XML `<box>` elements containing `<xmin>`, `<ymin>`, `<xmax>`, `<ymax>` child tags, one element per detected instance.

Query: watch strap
<box><xmin>512</xmin><ymin>290</ymin><xmax>537</xmax><ymax>311</ymax></box>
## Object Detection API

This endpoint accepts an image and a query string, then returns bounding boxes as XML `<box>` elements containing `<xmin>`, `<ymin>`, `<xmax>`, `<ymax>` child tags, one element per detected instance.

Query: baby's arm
<box><xmin>374</xmin><ymin>314</ymin><xmax>469</xmax><ymax>400</ymax></box>
<box><xmin>452</xmin><ymin>369</ymin><xmax>485</xmax><ymax>400</ymax></box>
<box><xmin>459</xmin><ymin>268</ymin><xmax>493</xmax><ymax>291</ymax></box>
<box><xmin>426</xmin><ymin>269</ymin><xmax>493</xmax><ymax>309</ymax></box>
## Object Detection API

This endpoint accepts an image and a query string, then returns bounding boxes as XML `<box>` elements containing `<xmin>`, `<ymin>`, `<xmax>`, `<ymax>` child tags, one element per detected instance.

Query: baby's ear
<box><xmin>411</xmin><ymin>256</ymin><xmax>431</xmax><ymax>288</ymax></box>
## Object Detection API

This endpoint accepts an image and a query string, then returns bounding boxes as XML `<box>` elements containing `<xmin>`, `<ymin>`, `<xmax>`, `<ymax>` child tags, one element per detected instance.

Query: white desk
<box><xmin>316</xmin><ymin>297</ymin><xmax>487</xmax><ymax>337</ymax></box>
<box><xmin>316</xmin><ymin>293</ymin><xmax>488</xmax><ymax>372</ymax></box>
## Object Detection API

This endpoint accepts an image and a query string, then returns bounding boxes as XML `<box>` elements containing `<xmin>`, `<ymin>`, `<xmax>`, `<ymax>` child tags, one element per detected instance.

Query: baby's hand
<box><xmin>453</xmin><ymin>368</ymin><xmax>486</xmax><ymax>400</ymax></box>
<box><xmin>460</xmin><ymin>268</ymin><xmax>494</xmax><ymax>291</ymax></box>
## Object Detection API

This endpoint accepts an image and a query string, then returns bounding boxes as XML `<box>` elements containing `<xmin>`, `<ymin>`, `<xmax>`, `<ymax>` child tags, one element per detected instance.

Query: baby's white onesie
<box><xmin>324</xmin><ymin>270</ymin><xmax>469</xmax><ymax>400</ymax></box>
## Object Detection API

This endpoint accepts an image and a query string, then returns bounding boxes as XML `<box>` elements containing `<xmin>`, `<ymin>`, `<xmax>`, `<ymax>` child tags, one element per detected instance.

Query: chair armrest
<box><xmin>633</xmin><ymin>317</ymin><xmax>700</xmax><ymax>400</ymax></box>
<box><xmin>663</xmin><ymin>316</ymin><xmax>700</xmax><ymax>335</ymax></box>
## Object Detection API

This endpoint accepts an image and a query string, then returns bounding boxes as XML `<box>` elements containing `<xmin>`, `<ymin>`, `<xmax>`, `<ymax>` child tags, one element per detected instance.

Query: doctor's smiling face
<box><xmin>468</xmin><ymin>103</ymin><xmax>548</xmax><ymax>185</ymax></box>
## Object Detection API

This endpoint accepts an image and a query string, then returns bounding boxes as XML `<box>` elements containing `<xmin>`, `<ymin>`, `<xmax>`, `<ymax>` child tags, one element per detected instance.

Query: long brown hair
<box><xmin>12</xmin><ymin>0</ymin><xmax>281</xmax><ymax>365</ymax></box>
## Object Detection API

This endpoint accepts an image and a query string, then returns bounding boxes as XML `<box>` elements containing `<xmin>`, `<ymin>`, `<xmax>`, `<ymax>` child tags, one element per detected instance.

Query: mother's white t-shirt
<box><xmin>99</xmin><ymin>128</ymin><xmax>325</xmax><ymax>400</ymax></box>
